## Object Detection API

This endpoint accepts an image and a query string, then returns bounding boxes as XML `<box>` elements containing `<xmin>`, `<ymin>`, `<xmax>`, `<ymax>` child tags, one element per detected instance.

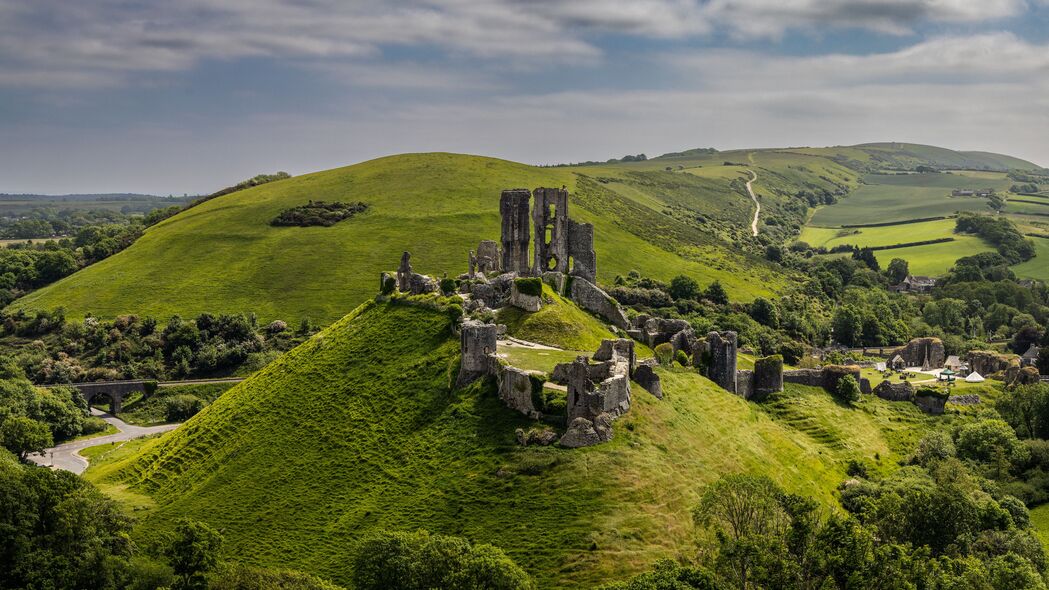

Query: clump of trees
<box><xmin>271</xmin><ymin>201</ymin><xmax>368</xmax><ymax>227</ymax></box>
<box><xmin>352</xmin><ymin>530</ymin><xmax>534</xmax><ymax>590</ymax></box>
<box><xmin>1</xmin><ymin>309</ymin><xmax>313</xmax><ymax>383</ymax></box>
<box><xmin>955</xmin><ymin>212</ymin><xmax>1036</xmax><ymax>264</ymax></box>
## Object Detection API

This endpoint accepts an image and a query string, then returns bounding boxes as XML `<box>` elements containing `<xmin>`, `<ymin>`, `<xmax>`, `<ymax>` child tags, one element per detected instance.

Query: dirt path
<box><xmin>745</xmin><ymin>169</ymin><xmax>760</xmax><ymax>236</ymax></box>
<box><xmin>28</xmin><ymin>408</ymin><xmax>180</xmax><ymax>474</ymax></box>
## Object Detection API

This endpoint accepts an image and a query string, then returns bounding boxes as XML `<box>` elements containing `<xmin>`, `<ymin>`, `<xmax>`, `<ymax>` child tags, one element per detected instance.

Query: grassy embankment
<box><xmin>86</xmin><ymin>301</ymin><xmax>948</xmax><ymax>588</ymax></box>
<box><xmin>13</xmin><ymin>153</ymin><xmax>790</xmax><ymax>325</ymax></box>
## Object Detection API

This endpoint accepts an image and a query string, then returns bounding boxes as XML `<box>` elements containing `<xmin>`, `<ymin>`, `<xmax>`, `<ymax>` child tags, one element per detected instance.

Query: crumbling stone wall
<box><xmin>498</xmin><ymin>366</ymin><xmax>542</xmax><ymax>419</ymax></box>
<box><xmin>968</xmin><ymin>350</ymin><xmax>1013</xmax><ymax>376</ymax></box>
<box><xmin>736</xmin><ymin>370</ymin><xmax>755</xmax><ymax>399</ymax></box>
<box><xmin>914</xmin><ymin>389</ymin><xmax>948</xmax><ymax>415</ymax></box>
<box><xmin>476</xmin><ymin>240</ymin><xmax>500</xmax><ymax>274</ymax></box>
<box><xmin>533</xmin><ymin>187</ymin><xmax>569</xmax><ymax>274</ymax></box>
<box><xmin>752</xmin><ymin>355</ymin><xmax>784</xmax><ymax>401</ymax></box>
<box><xmin>703</xmin><ymin>331</ymin><xmax>738</xmax><ymax>394</ymax></box>
<box><xmin>500</xmin><ymin>189</ymin><xmax>531</xmax><ymax>274</ymax></box>
<box><xmin>456</xmin><ymin>320</ymin><xmax>498</xmax><ymax>387</ymax></box>
<box><xmin>782</xmin><ymin>365</ymin><xmax>861</xmax><ymax>394</ymax></box>
<box><xmin>569</xmin><ymin>277</ymin><xmax>630</xmax><ymax>330</ymax></box>
<box><xmin>566</xmin><ymin>218</ymin><xmax>596</xmax><ymax>283</ymax></box>
<box><xmin>874</xmin><ymin>381</ymin><xmax>914</xmax><ymax>402</ymax></box>
<box><xmin>634</xmin><ymin>362</ymin><xmax>662</xmax><ymax>399</ymax></box>
<box><xmin>893</xmin><ymin>337</ymin><xmax>946</xmax><ymax>369</ymax></box>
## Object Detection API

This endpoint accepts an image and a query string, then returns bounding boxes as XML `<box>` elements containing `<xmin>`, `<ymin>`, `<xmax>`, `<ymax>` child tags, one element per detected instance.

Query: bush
<box><xmin>271</xmin><ymin>201</ymin><xmax>368</xmax><ymax>227</ymax></box>
<box><xmin>675</xmin><ymin>349</ymin><xmax>690</xmax><ymax>367</ymax></box>
<box><xmin>163</xmin><ymin>395</ymin><xmax>206</xmax><ymax>422</ymax></box>
<box><xmin>654</xmin><ymin>343</ymin><xmax>674</xmax><ymax>366</ymax></box>
<box><xmin>834</xmin><ymin>374</ymin><xmax>861</xmax><ymax>404</ymax></box>
<box><xmin>439</xmin><ymin>278</ymin><xmax>457</xmax><ymax>295</ymax></box>
<box><xmin>80</xmin><ymin>416</ymin><xmax>110</xmax><ymax>436</ymax></box>
<box><xmin>513</xmin><ymin>277</ymin><xmax>543</xmax><ymax>297</ymax></box>
<box><xmin>352</xmin><ymin>530</ymin><xmax>534</xmax><ymax>590</ymax></box>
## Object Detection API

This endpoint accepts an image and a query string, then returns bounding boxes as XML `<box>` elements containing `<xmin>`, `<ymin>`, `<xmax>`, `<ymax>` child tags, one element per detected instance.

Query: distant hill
<box><xmin>9</xmin><ymin>142</ymin><xmax>1041</xmax><ymax>324</ymax></box>
<box><xmin>86</xmin><ymin>300</ymin><xmax>934</xmax><ymax>588</ymax></box>
<box><xmin>0</xmin><ymin>193</ymin><xmax>167</xmax><ymax>201</ymax></box>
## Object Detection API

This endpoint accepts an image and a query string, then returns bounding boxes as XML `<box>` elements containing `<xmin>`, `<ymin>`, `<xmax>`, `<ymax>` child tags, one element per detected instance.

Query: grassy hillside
<box><xmin>12</xmin><ymin>153</ymin><xmax>786</xmax><ymax>325</ymax></box>
<box><xmin>86</xmin><ymin>301</ymin><xmax>943</xmax><ymax>588</ymax></box>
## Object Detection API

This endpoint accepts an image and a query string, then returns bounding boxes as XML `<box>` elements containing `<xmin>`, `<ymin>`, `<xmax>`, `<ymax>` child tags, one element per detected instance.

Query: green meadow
<box><xmin>86</xmin><ymin>301</ymin><xmax>945</xmax><ymax>589</ymax></box>
<box><xmin>809</xmin><ymin>175</ymin><xmax>1003</xmax><ymax>227</ymax></box>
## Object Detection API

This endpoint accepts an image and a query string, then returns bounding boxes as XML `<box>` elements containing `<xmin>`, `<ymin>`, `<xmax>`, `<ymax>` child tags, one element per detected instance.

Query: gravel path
<box><xmin>746</xmin><ymin>169</ymin><xmax>760</xmax><ymax>236</ymax></box>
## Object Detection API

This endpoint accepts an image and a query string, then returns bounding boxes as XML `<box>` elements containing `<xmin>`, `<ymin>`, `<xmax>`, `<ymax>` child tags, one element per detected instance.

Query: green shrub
<box><xmin>675</xmin><ymin>349</ymin><xmax>690</xmax><ymax>367</ymax></box>
<box><xmin>439</xmin><ymin>278</ymin><xmax>457</xmax><ymax>295</ymax></box>
<box><xmin>381</xmin><ymin>274</ymin><xmax>396</xmax><ymax>295</ymax></box>
<box><xmin>514</xmin><ymin>277</ymin><xmax>543</xmax><ymax>297</ymax></box>
<box><xmin>80</xmin><ymin>416</ymin><xmax>109</xmax><ymax>436</ymax></box>
<box><xmin>655</xmin><ymin>343</ymin><xmax>674</xmax><ymax>366</ymax></box>
<box><xmin>271</xmin><ymin>201</ymin><xmax>368</xmax><ymax>227</ymax></box>
<box><xmin>834</xmin><ymin>374</ymin><xmax>861</xmax><ymax>404</ymax></box>
<box><xmin>210</xmin><ymin>564</ymin><xmax>344</xmax><ymax>590</ymax></box>
<box><xmin>163</xmin><ymin>395</ymin><xmax>206</xmax><ymax>422</ymax></box>
<box><xmin>143</xmin><ymin>380</ymin><xmax>158</xmax><ymax>398</ymax></box>
<box><xmin>352</xmin><ymin>530</ymin><xmax>535</xmax><ymax>590</ymax></box>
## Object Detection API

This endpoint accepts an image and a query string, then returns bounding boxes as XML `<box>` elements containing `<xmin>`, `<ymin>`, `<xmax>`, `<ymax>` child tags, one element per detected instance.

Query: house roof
<box><xmin>945</xmin><ymin>355</ymin><xmax>962</xmax><ymax>366</ymax></box>
<box><xmin>1023</xmin><ymin>344</ymin><xmax>1040</xmax><ymax>359</ymax></box>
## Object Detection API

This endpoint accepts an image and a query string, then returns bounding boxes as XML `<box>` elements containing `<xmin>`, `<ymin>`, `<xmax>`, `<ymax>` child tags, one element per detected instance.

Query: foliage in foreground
<box><xmin>352</xmin><ymin>530</ymin><xmax>535</xmax><ymax>590</ymax></box>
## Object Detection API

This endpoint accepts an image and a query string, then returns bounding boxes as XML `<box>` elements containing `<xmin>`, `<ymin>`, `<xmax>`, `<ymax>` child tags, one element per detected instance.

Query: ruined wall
<box><xmin>476</xmin><ymin>240</ymin><xmax>500</xmax><ymax>273</ymax></box>
<box><xmin>456</xmin><ymin>320</ymin><xmax>498</xmax><ymax>386</ymax></box>
<box><xmin>704</xmin><ymin>331</ymin><xmax>738</xmax><ymax>394</ymax></box>
<box><xmin>736</xmin><ymin>370</ymin><xmax>755</xmax><ymax>400</ymax></box>
<box><xmin>874</xmin><ymin>381</ymin><xmax>914</xmax><ymax>402</ymax></box>
<box><xmin>569</xmin><ymin>277</ymin><xmax>630</xmax><ymax>330</ymax></box>
<box><xmin>566</xmin><ymin>218</ymin><xmax>596</xmax><ymax>283</ymax></box>
<box><xmin>532</xmin><ymin>187</ymin><xmax>569</xmax><ymax>275</ymax></box>
<box><xmin>500</xmin><ymin>189</ymin><xmax>532</xmax><ymax>274</ymax></box>
<box><xmin>752</xmin><ymin>355</ymin><xmax>784</xmax><ymax>401</ymax></box>
<box><xmin>894</xmin><ymin>337</ymin><xmax>946</xmax><ymax>369</ymax></box>
<box><xmin>497</xmin><ymin>366</ymin><xmax>541</xmax><ymax>419</ymax></box>
<box><xmin>968</xmin><ymin>350</ymin><xmax>1013</xmax><ymax>376</ymax></box>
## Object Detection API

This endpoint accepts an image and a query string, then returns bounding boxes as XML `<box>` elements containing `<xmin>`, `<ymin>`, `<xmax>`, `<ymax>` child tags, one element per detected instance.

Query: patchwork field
<box><xmin>809</xmin><ymin>172</ymin><xmax>1006</xmax><ymax>226</ymax></box>
<box><xmin>1012</xmin><ymin>236</ymin><xmax>1049</xmax><ymax>281</ymax></box>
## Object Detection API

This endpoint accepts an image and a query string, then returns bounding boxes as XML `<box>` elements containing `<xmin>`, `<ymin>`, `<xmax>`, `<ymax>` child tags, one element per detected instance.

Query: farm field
<box><xmin>810</xmin><ymin>181</ymin><xmax>999</xmax><ymax>226</ymax></box>
<box><xmin>1011</xmin><ymin>236</ymin><xmax>1049</xmax><ymax>281</ymax></box>
<box><xmin>872</xmin><ymin>235</ymin><xmax>995</xmax><ymax>276</ymax></box>
<box><xmin>799</xmin><ymin>218</ymin><xmax>959</xmax><ymax>249</ymax></box>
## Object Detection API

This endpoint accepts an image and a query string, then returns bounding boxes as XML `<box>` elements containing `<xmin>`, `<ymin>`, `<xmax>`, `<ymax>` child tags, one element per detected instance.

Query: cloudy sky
<box><xmin>2</xmin><ymin>0</ymin><xmax>1048</xmax><ymax>194</ymax></box>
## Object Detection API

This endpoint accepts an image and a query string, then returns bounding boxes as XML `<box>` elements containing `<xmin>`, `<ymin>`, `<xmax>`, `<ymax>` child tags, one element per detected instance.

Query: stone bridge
<box><xmin>47</xmin><ymin>380</ymin><xmax>155</xmax><ymax>414</ymax></box>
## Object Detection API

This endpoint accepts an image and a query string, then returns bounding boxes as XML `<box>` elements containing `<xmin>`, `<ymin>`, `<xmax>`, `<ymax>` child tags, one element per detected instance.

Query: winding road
<box><xmin>28</xmin><ymin>408</ymin><xmax>180</xmax><ymax>474</ymax></box>
<box><xmin>745</xmin><ymin>169</ymin><xmax>760</xmax><ymax>236</ymax></box>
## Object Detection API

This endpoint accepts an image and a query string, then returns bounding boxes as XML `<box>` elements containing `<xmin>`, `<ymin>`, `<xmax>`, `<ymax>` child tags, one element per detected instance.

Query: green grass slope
<box><xmin>87</xmin><ymin>301</ymin><xmax>939</xmax><ymax>588</ymax></box>
<box><xmin>11</xmin><ymin>153</ymin><xmax>785</xmax><ymax>324</ymax></box>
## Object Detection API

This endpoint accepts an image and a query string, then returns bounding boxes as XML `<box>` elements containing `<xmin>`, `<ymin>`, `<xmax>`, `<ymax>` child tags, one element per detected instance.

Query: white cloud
<box><xmin>0</xmin><ymin>0</ymin><xmax>1034</xmax><ymax>88</ymax></box>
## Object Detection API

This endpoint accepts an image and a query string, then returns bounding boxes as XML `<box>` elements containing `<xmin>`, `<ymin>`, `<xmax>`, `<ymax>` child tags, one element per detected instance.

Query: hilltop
<box><xmin>10</xmin><ymin>143</ymin><xmax>1044</xmax><ymax>324</ymax></box>
<box><xmin>86</xmin><ymin>299</ymin><xmax>940</xmax><ymax>588</ymax></box>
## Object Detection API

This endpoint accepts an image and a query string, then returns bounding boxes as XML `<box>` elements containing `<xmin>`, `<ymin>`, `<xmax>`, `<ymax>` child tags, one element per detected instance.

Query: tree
<box><xmin>352</xmin><ymin>530</ymin><xmax>534</xmax><ymax>590</ymax></box>
<box><xmin>750</xmin><ymin>297</ymin><xmax>780</xmax><ymax>329</ymax></box>
<box><xmin>0</xmin><ymin>416</ymin><xmax>52</xmax><ymax>460</ymax></box>
<box><xmin>955</xmin><ymin>419</ymin><xmax>1029</xmax><ymax>466</ymax></box>
<box><xmin>832</xmin><ymin>306</ymin><xmax>863</xmax><ymax>347</ymax></box>
<box><xmin>886</xmin><ymin>258</ymin><xmax>909</xmax><ymax>284</ymax></box>
<box><xmin>852</xmin><ymin>247</ymin><xmax>880</xmax><ymax>271</ymax></box>
<box><xmin>704</xmin><ymin>281</ymin><xmax>729</xmax><ymax>305</ymax></box>
<box><xmin>167</xmin><ymin>519</ymin><xmax>224</xmax><ymax>590</ymax></box>
<box><xmin>668</xmin><ymin>275</ymin><xmax>700</xmax><ymax>301</ymax></box>
<box><xmin>834</xmin><ymin>375</ymin><xmax>861</xmax><ymax>404</ymax></box>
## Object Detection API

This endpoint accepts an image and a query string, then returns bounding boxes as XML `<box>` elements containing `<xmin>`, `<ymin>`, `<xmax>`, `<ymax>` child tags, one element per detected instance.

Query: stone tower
<box><xmin>532</xmin><ymin>187</ymin><xmax>569</xmax><ymax>274</ymax></box>
<box><xmin>500</xmin><ymin>189</ymin><xmax>531</xmax><ymax>274</ymax></box>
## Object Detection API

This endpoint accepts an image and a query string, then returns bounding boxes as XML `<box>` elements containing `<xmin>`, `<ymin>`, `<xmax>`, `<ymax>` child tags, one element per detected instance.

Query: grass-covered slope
<box><xmin>87</xmin><ymin>301</ymin><xmax>939</xmax><ymax>588</ymax></box>
<box><xmin>12</xmin><ymin>153</ymin><xmax>785</xmax><ymax>324</ymax></box>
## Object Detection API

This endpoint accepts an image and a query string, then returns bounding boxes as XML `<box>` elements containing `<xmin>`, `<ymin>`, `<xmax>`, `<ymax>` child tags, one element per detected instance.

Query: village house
<box><xmin>890</xmin><ymin>275</ymin><xmax>937</xmax><ymax>294</ymax></box>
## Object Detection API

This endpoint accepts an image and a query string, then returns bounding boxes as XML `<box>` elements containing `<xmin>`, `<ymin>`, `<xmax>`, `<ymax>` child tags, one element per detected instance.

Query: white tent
<box><xmin>965</xmin><ymin>371</ymin><xmax>985</xmax><ymax>383</ymax></box>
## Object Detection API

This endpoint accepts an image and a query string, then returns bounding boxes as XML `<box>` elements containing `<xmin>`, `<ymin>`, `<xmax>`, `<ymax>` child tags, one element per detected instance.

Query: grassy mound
<box><xmin>11</xmin><ymin>153</ymin><xmax>786</xmax><ymax>324</ymax></box>
<box><xmin>87</xmin><ymin>301</ymin><xmax>940</xmax><ymax>588</ymax></box>
<box><xmin>496</xmin><ymin>284</ymin><xmax>618</xmax><ymax>351</ymax></box>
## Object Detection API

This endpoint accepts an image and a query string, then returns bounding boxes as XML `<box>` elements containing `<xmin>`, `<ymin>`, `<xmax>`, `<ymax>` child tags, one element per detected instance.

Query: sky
<box><xmin>1</xmin><ymin>0</ymin><xmax>1048</xmax><ymax>195</ymax></box>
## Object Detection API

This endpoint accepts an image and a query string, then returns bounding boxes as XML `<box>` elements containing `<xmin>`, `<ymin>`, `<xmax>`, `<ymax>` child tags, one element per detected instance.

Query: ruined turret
<box><xmin>500</xmin><ymin>189</ymin><xmax>531</xmax><ymax>274</ymax></box>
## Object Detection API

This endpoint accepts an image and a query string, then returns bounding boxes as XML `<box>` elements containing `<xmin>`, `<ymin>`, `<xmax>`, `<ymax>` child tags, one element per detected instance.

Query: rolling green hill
<box><xmin>11</xmin><ymin>153</ymin><xmax>788</xmax><ymax>325</ymax></box>
<box><xmin>87</xmin><ymin>300</ymin><xmax>940</xmax><ymax>588</ymax></box>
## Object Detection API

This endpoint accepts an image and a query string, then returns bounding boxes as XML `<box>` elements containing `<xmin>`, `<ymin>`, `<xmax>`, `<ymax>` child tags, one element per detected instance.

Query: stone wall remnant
<box><xmin>633</xmin><ymin>362</ymin><xmax>662</xmax><ymax>399</ymax></box>
<box><xmin>751</xmin><ymin>355</ymin><xmax>784</xmax><ymax>401</ymax></box>
<box><xmin>967</xmin><ymin>350</ymin><xmax>1013</xmax><ymax>376</ymax></box>
<box><xmin>570</xmin><ymin>277</ymin><xmax>630</xmax><ymax>330</ymax></box>
<box><xmin>913</xmin><ymin>389</ymin><xmax>948</xmax><ymax>415</ymax></box>
<box><xmin>874</xmin><ymin>380</ymin><xmax>914</xmax><ymax>402</ymax></box>
<box><xmin>396</xmin><ymin>251</ymin><xmax>413</xmax><ymax>292</ymax></box>
<box><xmin>893</xmin><ymin>337</ymin><xmax>946</xmax><ymax>369</ymax></box>
<box><xmin>533</xmin><ymin>187</ymin><xmax>569</xmax><ymax>274</ymax></box>
<box><xmin>476</xmin><ymin>240</ymin><xmax>500</xmax><ymax>274</ymax></box>
<box><xmin>456</xmin><ymin>320</ymin><xmax>498</xmax><ymax>387</ymax></box>
<box><xmin>566</xmin><ymin>218</ymin><xmax>596</xmax><ymax>283</ymax></box>
<box><xmin>510</xmin><ymin>281</ymin><xmax>542</xmax><ymax>312</ymax></box>
<box><xmin>560</xmin><ymin>414</ymin><xmax>613</xmax><ymax>447</ymax></box>
<box><xmin>498</xmin><ymin>366</ymin><xmax>542</xmax><ymax>419</ymax></box>
<box><xmin>703</xmin><ymin>331</ymin><xmax>738</xmax><ymax>394</ymax></box>
<box><xmin>500</xmin><ymin>189</ymin><xmax>532</xmax><ymax>274</ymax></box>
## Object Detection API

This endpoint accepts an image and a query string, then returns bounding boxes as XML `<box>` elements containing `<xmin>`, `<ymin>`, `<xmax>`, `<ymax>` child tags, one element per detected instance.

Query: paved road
<box><xmin>745</xmin><ymin>169</ymin><xmax>760</xmax><ymax>236</ymax></box>
<box><xmin>28</xmin><ymin>408</ymin><xmax>180</xmax><ymax>474</ymax></box>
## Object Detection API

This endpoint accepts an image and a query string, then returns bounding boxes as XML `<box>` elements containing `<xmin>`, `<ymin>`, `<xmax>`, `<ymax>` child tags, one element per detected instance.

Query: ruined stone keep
<box><xmin>533</xmin><ymin>187</ymin><xmax>569</xmax><ymax>274</ymax></box>
<box><xmin>500</xmin><ymin>189</ymin><xmax>532</xmax><ymax>274</ymax></box>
